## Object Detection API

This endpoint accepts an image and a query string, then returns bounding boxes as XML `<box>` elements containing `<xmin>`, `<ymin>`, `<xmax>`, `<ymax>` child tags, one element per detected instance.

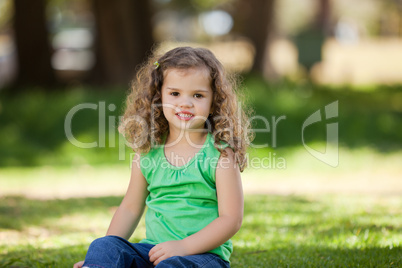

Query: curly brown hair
<box><xmin>119</xmin><ymin>46</ymin><xmax>254</xmax><ymax>172</ymax></box>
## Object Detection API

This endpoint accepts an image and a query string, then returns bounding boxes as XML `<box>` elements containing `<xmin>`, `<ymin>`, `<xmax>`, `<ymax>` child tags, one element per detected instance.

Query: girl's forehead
<box><xmin>163</xmin><ymin>67</ymin><xmax>210</xmax><ymax>79</ymax></box>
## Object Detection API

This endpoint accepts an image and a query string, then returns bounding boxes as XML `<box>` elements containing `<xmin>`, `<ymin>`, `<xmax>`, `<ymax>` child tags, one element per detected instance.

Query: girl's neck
<box><xmin>166</xmin><ymin>129</ymin><xmax>208</xmax><ymax>148</ymax></box>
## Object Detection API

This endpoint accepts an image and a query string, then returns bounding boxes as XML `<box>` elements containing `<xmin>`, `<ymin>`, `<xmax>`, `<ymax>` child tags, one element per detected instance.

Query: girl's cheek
<box><xmin>162</xmin><ymin>95</ymin><xmax>174</xmax><ymax>104</ymax></box>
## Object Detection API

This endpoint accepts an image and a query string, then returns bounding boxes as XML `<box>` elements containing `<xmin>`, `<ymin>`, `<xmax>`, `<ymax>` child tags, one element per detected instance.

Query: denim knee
<box><xmin>84</xmin><ymin>236</ymin><xmax>135</xmax><ymax>268</ymax></box>
<box><xmin>88</xmin><ymin>236</ymin><xmax>120</xmax><ymax>252</ymax></box>
<box><xmin>86</xmin><ymin>235</ymin><xmax>136</xmax><ymax>262</ymax></box>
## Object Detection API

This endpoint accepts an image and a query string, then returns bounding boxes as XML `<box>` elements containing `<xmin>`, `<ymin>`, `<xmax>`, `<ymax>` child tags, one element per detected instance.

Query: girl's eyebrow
<box><xmin>166</xmin><ymin>87</ymin><xmax>210</xmax><ymax>93</ymax></box>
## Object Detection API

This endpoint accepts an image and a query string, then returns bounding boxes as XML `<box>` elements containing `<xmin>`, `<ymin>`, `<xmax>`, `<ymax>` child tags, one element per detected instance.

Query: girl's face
<box><xmin>161</xmin><ymin>67</ymin><xmax>213</xmax><ymax>133</ymax></box>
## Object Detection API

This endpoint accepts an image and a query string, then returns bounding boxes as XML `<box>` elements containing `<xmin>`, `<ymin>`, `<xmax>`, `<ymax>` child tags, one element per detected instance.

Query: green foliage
<box><xmin>0</xmin><ymin>0</ymin><xmax>12</xmax><ymax>29</ymax></box>
<box><xmin>159</xmin><ymin>0</ymin><xmax>234</xmax><ymax>12</ymax></box>
<box><xmin>0</xmin><ymin>81</ymin><xmax>401</xmax><ymax>167</ymax></box>
<box><xmin>190</xmin><ymin>0</ymin><xmax>233</xmax><ymax>10</ymax></box>
<box><xmin>0</xmin><ymin>87</ymin><xmax>129</xmax><ymax>167</ymax></box>
<box><xmin>243</xmin><ymin>76</ymin><xmax>402</xmax><ymax>151</ymax></box>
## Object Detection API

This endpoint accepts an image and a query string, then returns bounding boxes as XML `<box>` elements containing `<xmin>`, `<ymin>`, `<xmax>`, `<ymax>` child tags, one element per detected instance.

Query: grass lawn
<box><xmin>0</xmin><ymin>191</ymin><xmax>401</xmax><ymax>267</ymax></box>
<box><xmin>1</xmin><ymin>149</ymin><xmax>401</xmax><ymax>268</ymax></box>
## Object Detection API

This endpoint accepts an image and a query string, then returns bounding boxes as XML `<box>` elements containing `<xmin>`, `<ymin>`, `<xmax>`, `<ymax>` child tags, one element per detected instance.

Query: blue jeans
<box><xmin>82</xmin><ymin>236</ymin><xmax>230</xmax><ymax>268</ymax></box>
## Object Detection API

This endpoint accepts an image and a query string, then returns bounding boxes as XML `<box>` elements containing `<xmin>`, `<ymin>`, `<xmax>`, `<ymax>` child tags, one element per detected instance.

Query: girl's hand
<box><xmin>148</xmin><ymin>240</ymin><xmax>189</xmax><ymax>266</ymax></box>
<box><xmin>73</xmin><ymin>261</ymin><xmax>84</xmax><ymax>268</ymax></box>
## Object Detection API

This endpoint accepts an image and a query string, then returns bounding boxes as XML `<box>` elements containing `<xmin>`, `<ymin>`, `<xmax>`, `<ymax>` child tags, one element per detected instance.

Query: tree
<box><xmin>90</xmin><ymin>0</ymin><xmax>155</xmax><ymax>85</ymax></box>
<box><xmin>233</xmin><ymin>0</ymin><xmax>276</xmax><ymax>79</ymax></box>
<box><xmin>315</xmin><ymin>0</ymin><xmax>332</xmax><ymax>35</ymax></box>
<box><xmin>12</xmin><ymin>0</ymin><xmax>57</xmax><ymax>89</ymax></box>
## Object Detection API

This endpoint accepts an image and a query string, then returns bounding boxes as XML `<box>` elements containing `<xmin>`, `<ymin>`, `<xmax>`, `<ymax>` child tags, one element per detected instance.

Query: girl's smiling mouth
<box><xmin>175</xmin><ymin>111</ymin><xmax>194</xmax><ymax>121</ymax></box>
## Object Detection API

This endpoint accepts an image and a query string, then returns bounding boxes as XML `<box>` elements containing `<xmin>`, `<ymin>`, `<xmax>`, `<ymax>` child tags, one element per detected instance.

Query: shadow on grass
<box><xmin>0</xmin><ymin>195</ymin><xmax>123</xmax><ymax>230</ymax></box>
<box><xmin>1</xmin><ymin>194</ymin><xmax>401</xmax><ymax>267</ymax></box>
<box><xmin>0</xmin><ymin>244</ymin><xmax>87</xmax><ymax>268</ymax></box>
<box><xmin>0</xmin><ymin>194</ymin><xmax>318</xmax><ymax>231</ymax></box>
<box><xmin>1</xmin><ymin>242</ymin><xmax>400</xmax><ymax>267</ymax></box>
<box><xmin>231</xmin><ymin>245</ymin><xmax>402</xmax><ymax>267</ymax></box>
<box><xmin>242</xmin><ymin>194</ymin><xmax>402</xmax><ymax>232</ymax></box>
<box><xmin>1</xmin><ymin>240</ymin><xmax>400</xmax><ymax>268</ymax></box>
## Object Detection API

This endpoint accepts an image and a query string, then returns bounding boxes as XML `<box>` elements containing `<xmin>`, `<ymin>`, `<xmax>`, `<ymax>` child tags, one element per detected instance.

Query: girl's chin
<box><xmin>170</xmin><ymin>121</ymin><xmax>206</xmax><ymax>131</ymax></box>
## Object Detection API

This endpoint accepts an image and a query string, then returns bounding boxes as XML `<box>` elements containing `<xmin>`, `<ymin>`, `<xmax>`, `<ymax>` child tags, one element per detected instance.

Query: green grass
<box><xmin>232</xmin><ymin>195</ymin><xmax>401</xmax><ymax>267</ymax></box>
<box><xmin>0</xmin><ymin>193</ymin><xmax>401</xmax><ymax>267</ymax></box>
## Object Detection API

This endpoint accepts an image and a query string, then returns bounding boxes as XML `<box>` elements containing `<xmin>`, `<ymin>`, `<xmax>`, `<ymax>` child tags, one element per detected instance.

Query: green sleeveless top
<box><xmin>139</xmin><ymin>132</ymin><xmax>232</xmax><ymax>262</ymax></box>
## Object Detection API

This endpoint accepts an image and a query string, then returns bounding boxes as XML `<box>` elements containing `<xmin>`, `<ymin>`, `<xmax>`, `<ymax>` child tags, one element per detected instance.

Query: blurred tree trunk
<box><xmin>315</xmin><ymin>0</ymin><xmax>332</xmax><ymax>36</ymax></box>
<box><xmin>12</xmin><ymin>0</ymin><xmax>56</xmax><ymax>89</ymax></box>
<box><xmin>90</xmin><ymin>0</ymin><xmax>154</xmax><ymax>85</ymax></box>
<box><xmin>234</xmin><ymin>0</ymin><xmax>276</xmax><ymax>79</ymax></box>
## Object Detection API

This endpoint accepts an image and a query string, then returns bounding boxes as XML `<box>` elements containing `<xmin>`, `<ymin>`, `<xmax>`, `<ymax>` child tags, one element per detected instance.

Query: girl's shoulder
<box><xmin>140</xmin><ymin>145</ymin><xmax>162</xmax><ymax>160</ymax></box>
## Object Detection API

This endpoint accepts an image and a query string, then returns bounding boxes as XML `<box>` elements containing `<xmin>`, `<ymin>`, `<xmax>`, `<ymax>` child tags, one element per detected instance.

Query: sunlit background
<box><xmin>0</xmin><ymin>0</ymin><xmax>401</xmax><ymax>267</ymax></box>
<box><xmin>1</xmin><ymin>0</ymin><xmax>402</xmax><ymax>86</ymax></box>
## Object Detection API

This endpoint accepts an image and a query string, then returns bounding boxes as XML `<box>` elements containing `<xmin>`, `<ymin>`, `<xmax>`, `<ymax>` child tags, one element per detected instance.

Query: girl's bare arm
<box><xmin>149</xmin><ymin>148</ymin><xmax>243</xmax><ymax>265</ymax></box>
<box><xmin>74</xmin><ymin>154</ymin><xmax>148</xmax><ymax>267</ymax></box>
<box><xmin>106</xmin><ymin>153</ymin><xmax>148</xmax><ymax>239</ymax></box>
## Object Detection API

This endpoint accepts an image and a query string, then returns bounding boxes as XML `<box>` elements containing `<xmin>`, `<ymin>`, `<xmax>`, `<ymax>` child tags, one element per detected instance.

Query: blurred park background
<box><xmin>0</xmin><ymin>0</ymin><xmax>401</xmax><ymax>267</ymax></box>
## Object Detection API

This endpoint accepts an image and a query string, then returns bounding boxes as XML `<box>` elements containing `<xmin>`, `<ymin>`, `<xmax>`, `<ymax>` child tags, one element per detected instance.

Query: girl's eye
<box><xmin>194</xmin><ymin>94</ymin><xmax>203</xmax><ymax>99</ymax></box>
<box><xmin>170</xmin><ymin>92</ymin><xmax>179</xmax><ymax>96</ymax></box>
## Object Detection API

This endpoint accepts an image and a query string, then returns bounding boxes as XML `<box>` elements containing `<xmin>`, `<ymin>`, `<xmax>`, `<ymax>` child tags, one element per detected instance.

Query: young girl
<box><xmin>74</xmin><ymin>46</ymin><xmax>252</xmax><ymax>268</ymax></box>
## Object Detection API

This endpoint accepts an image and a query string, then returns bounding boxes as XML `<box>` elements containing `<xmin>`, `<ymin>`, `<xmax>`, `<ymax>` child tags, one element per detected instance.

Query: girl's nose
<box><xmin>179</xmin><ymin>96</ymin><xmax>193</xmax><ymax>108</ymax></box>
